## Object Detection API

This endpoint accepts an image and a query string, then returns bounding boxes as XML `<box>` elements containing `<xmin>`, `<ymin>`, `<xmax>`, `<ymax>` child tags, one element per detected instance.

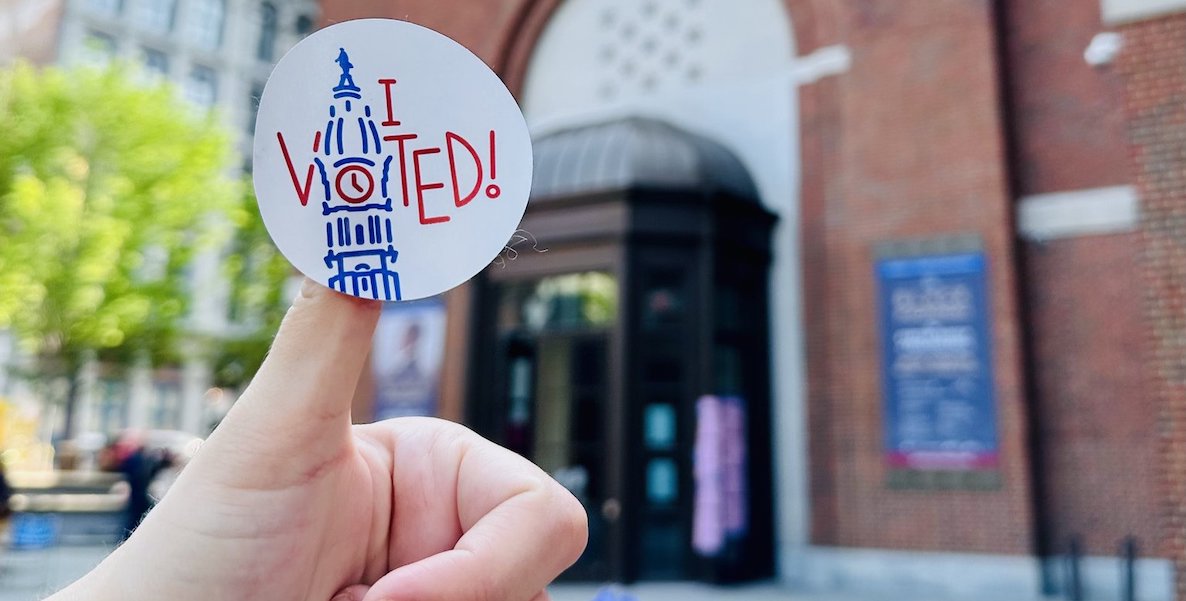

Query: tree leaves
<box><xmin>0</xmin><ymin>62</ymin><xmax>236</xmax><ymax>374</ymax></box>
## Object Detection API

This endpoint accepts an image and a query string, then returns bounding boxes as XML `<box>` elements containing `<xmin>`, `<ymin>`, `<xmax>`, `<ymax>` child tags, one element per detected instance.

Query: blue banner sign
<box><xmin>876</xmin><ymin>252</ymin><xmax>999</xmax><ymax>471</ymax></box>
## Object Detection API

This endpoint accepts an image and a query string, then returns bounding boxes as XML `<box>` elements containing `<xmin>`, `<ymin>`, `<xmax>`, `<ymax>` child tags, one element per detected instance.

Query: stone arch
<box><xmin>495</xmin><ymin>0</ymin><xmax>839</xmax><ymax>577</ymax></box>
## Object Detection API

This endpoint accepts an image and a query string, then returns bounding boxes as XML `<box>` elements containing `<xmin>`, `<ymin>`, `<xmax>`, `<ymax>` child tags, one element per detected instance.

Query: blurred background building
<box><xmin>0</xmin><ymin>0</ymin><xmax>315</xmax><ymax>444</ymax></box>
<box><xmin>0</xmin><ymin>0</ymin><xmax>64</xmax><ymax>65</ymax></box>
<box><xmin>326</xmin><ymin>0</ymin><xmax>1186</xmax><ymax>599</ymax></box>
<box><xmin>55</xmin><ymin>0</ymin><xmax>316</xmax><ymax>155</ymax></box>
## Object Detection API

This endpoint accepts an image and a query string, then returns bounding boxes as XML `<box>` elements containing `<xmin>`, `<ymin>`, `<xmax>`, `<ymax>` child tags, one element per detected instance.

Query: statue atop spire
<box><xmin>333</xmin><ymin>48</ymin><xmax>361</xmax><ymax>98</ymax></box>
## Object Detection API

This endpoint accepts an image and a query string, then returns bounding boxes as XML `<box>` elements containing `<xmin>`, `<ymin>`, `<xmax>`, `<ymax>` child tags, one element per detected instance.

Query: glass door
<box><xmin>487</xmin><ymin>272</ymin><xmax>619</xmax><ymax>581</ymax></box>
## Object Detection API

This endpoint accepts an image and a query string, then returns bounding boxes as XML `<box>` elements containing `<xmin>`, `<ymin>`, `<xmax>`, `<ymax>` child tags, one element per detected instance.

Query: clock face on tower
<box><xmin>334</xmin><ymin>165</ymin><xmax>375</xmax><ymax>204</ymax></box>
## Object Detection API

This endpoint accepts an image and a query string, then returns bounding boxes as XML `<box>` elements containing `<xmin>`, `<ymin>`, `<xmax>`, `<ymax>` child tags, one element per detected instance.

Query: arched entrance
<box><xmin>470</xmin><ymin>118</ymin><xmax>776</xmax><ymax>582</ymax></box>
<box><xmin>504</xmin><ymin>0</ymin><xmax>807</xmax><ymax>582</ymax></box>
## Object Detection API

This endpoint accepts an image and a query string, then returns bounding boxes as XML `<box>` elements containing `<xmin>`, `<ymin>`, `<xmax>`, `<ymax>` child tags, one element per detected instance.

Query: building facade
<box><xmin>55</xmin><ymin>0</ymin><xmax>317</xmax><ymax>157</ymax></box>
<box><xmin>0</xmin><ymin>0</ymin><xmax>316</xmax><ymax>440</ymax></box>
<box><xmin>319</xmin><ymin>0</ymin><xmax>1186</xmax><ymax>598</ymax></box>
<box><xmin>0</xmin><ymin>0</ymin><xmax>66</xmax><ymax>65</ymax></box>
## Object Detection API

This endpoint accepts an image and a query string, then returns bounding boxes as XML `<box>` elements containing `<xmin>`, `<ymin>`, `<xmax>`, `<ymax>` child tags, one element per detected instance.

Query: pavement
<box><xmin>0</xmin><ymin>544</ymin><xmax>112</xmax><ymax>600</ymax></box>
<box><xmin>0</xmin><ymin>545</ymin><xmax>1005</xmax><ymax>601</ymax></box>
<box><xmin>549</xmin><ymin>582</ymin><xmax>865</xmax><ymax>601</ymax></box>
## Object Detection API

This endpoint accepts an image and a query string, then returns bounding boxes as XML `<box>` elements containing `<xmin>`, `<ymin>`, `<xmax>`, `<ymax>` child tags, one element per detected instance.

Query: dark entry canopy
<box><xmin>531</xmin><ymin>117</ymin><xmax>760</xmax><ymax>201</ymax></box>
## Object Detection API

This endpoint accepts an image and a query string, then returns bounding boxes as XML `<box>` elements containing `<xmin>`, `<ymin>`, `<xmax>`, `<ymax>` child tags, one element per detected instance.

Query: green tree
<box><xmin>0</xmin><ymin>62</ymin><xmax>237</xmax><ymax>436</ymax></box>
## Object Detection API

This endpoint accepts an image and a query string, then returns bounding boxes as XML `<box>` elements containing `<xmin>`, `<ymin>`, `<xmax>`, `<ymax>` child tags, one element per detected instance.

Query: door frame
<box><xmin>470</xmin><ymin>262</ymin><xmax>630</xmax><ymax>582</ymax></box>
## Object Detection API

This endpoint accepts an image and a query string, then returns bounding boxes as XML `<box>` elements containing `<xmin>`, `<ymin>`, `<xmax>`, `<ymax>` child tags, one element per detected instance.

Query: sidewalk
<box><xmin>547</xmin><ymin>582</ymin><xmax>1021</xmax><ymax>601</ymax></box>
<box><xmin>0</xmin><ymin>545</ymin><xmax>1009</xmax><ymax>601</ymax></box>
<box><xmin>550</xmin><ymin>582</ymin><xmax>824</xmax><ymax>600</ymax></box>
<box><xmin>0</xmin><ymin>545</ymin><xmax>112</xmax><ymax>601</ymax></box>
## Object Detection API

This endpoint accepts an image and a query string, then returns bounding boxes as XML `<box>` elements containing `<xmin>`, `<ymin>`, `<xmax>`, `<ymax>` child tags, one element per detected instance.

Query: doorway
<box><xmin>468</xmin><ymin>118</ymin><xmax>777</xmax><ymax>583</ymax></box>
<box><xmin>482</xmin><ymin>273</ymin><xmax>620</xmax><ymax>581</ymax></box>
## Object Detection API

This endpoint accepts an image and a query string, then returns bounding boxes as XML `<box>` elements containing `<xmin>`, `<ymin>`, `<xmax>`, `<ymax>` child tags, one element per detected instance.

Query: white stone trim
<box><xmin>1084</xmin><ymin>32</ymin><xmax>1124</xmax><ymax>67</ymax></box>
<box><xmin>1018</xmin><ymin>185</ymin><xmax>1139</xmax><ymax>242</ymax></box>
<box><xmin>788</xmin><ymin>44</ymin><xmax>851</xmax><ymax>85</ymax></box>
<box><xmin>788</xmin><ymin>546</ymin><xmax>1173</xmax><ymax>601</ymax></box>
<box><xmin>1102</xmin><ymin>0</ymin><xmax>1186</xmax><ymax>25</ymax></box>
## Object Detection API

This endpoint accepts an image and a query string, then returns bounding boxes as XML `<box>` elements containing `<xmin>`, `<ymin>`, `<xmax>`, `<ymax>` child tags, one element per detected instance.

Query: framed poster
<box><xmin>371</xmin><ymin>297</ymin><xmax>446</xmax><ymax>419</ymax></box>
<box><xmin>876</xmin><ymin>249</ymin><xmax>999</xmax><ymax>474</ymax></box>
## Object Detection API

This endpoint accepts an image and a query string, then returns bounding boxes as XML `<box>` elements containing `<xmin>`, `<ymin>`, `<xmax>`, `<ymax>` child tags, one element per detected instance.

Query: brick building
<box><xmin>325</xmin><ymin>0</ymin><xmax>1186</xmax><ymax>598</ymax></box>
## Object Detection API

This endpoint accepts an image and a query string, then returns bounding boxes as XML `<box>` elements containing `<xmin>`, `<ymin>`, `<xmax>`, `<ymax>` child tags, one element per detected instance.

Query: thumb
<box><xmin>207</xmin><ymin>278</ymin><xmax>381</xmax><ymax>467</ymax></box>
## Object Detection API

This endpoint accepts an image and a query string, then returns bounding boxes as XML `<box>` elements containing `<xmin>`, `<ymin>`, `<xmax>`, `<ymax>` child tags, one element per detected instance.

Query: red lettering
<box><xmin>446</xmin><ymin>131</ymin><xmax>482</xmax><ymax>208</ymax></box>
<box><xmin>412</xmin><ymin>147</ymin><xmax>449</xmax><ymax>225</ymax></box>
<box><xmin>277</xmin><ymin>132</ymin><xmax>315</xmax><ymax>207</ymax></box>
<box><xmin>489</xmin><ymin>130</ymin><xmax>497</xmax><ymax>179</ymax></box>
<box><xmin>384</xmin><ymin>133</ymin><xmax>418</xmax><ymax>208</ymax></box>
<box><xmin>378</xmin><ymin>78</ymin><xmax>400</xmax><ymax>127</ymax></box>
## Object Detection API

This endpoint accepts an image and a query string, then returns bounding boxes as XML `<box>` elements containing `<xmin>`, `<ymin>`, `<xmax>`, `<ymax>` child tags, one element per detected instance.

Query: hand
<box><xmin>49</xmin><ymin>279</ymin><xmax>588</xmax><ymax>601</ymax></box>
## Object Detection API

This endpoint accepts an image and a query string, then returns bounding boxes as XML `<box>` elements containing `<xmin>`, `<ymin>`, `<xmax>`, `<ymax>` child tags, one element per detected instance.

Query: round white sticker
<box><xmin>253</xmin><ymin>19</ymin><xmax>532</xmax><ymax>302</ymax></box>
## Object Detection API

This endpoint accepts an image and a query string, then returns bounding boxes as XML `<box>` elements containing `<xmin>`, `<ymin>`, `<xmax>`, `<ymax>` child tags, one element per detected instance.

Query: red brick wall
<box><xmin>1022</xmin><ymin>233</ymin><xmax>1159</xmax><ymax>553</ymax></box>
<box><xmin>800</xmin><ymin>72</ymin><xmax>844</xmax><ymax>547</ymax></box>
<box><xmin>324</xmin><ymin>0</ymin><xmax>1040</xmax><ymax>555</ymax></box>
<box><xmin>321</xmin><ymin>0</ymin><xmax>533</xmax><ymax>72</ymax></box>
<box><xmin>803</xmin><ymin>0</ymin><xmax>1034</xmax><ymax>553</ymax></box>
<box><xmin>785</xmin><ymin>0</ymin><xmax>845</xmax><ymax>548</ymax></box>
<box><xmin>1001</xmin><ymin>0</ymin><xmax>1159</xmax><ymax>559</ymax></box>
<box><xmin>1115</xmin><ymin>12</ymin><xmax>1186</xmax><ymax>595</ymax></box>
<box><xmin>1003</xmin><ymin>0</ymin><xmax>1129</xmax><ymax>195</ymax></box>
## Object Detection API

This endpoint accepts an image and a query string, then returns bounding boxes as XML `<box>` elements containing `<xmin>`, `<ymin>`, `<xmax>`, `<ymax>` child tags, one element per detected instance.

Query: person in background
<box><xmin>122</xmin><ymin>444</ymin><xmax>148</xmax><ymax>539</ymax></box>
<box><xmin>0</xmin><ymin>456</ymin><xmax>12</xmax><ymax>534</ymax></box>
<box><xmin>44</xmin><ymin>280</ymin><xmax>587</xmax><ymax>601</ymax></box>
<box><xmin>108</xmin><ymin>430</ymin><xmax>157</xmax><ymax>540</ymax></box>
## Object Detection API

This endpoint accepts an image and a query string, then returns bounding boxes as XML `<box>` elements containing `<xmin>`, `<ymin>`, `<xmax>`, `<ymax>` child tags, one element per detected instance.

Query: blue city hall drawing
<box><xmin>314</xmin><ymin>48</ymin><xmax>401</xmax><ymax>300</ymax></box>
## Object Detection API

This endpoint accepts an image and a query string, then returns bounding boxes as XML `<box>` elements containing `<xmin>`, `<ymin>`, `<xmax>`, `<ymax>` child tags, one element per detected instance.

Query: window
<box><xmin>81</xmin><ymin>31</ymin><xmax>117</xmax><ymax>65</ymax></box>
<box><xmin>142</xmin><ymin>48</ymin><xmax>169</xmax><ymax>80</ymax></box>
<box><xmin>295</xmin><ymin>14</ymin><xmax>315</xmax><ymax>35</ymax></box>
<box><xmin>184</xmin><ymin>66</ymin><xmax>218</xmax><ymax>108</ymax></box>
<box><xmin>151</xmin><ymin>381</ymin><xmax>182</xmax><ymax>430</ymax></box>
<box><xmin>137</xmin><ymin>0</ymin><xmax>176</xmax><ymax>34</ymax></box>
<box><xmin>257</xmin><ymin>2</ymin><xmax>278</xmax><ymax>61</ymax></box>
<box><xmin>86</xmin><ymin>0</ymin><xmax>123</xmax><ymax>16</ymax></box>
<box><xmin>498</xmin><ymin>272</ymin><xmax>618</xmax><ymax>332</ymax></box>
<box><xmin>189</xmin><ymin>0</ymin><xmax>226</xmax><ymax>50</ymax></box>
<box><xmin>96</xmin><ymin>379</ymin><xmax>130</xmax><ymax>435</ymax></box>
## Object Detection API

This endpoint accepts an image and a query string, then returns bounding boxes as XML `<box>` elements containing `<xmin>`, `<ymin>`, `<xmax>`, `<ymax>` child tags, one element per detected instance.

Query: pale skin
<box><xmin>47</xmin><ymin>279</ymin><xmax>589</xmax><ymax>601</ymax></box>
